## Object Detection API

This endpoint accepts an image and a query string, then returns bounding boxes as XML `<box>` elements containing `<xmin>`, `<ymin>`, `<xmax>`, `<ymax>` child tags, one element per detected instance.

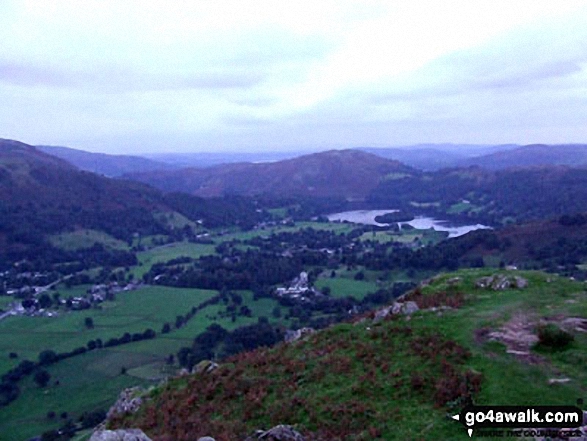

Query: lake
<box><xmin>327</xmin><ymin>209</ymin><xmax>491</xmax><ymax>238</ymax></box>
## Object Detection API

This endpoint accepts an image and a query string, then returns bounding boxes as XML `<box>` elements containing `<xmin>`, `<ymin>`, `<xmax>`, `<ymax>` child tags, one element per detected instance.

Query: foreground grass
<box><xmin>113</xmin><ymin>269</ymin><xmax>587</xmax><ymax>441</ymax></box>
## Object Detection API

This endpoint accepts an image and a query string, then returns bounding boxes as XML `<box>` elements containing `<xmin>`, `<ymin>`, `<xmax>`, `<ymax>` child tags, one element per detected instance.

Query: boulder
<box><xmin>475</xmin><ymin>275</ymin><xmax>528</xmax><ymax>291</ymax></box>
<box><xmin>245</xmin><ymin>425</ymin><xmax>306</xmax><ymax>441</ymax></box>
<box><xmin>373</xmin><ymin>306</ymin><xmax>393</xmax><ymax>323</ymax></box>
<box><xmin>401</xmin><ymin>301</ymin><xmax>419</xmax><ymax>315</ymax></box>
<box><xmin>373</xmin><ymin>302</ymin><xmax>419</xmax><ymax>322</ymax></box>
<box><xmin>89</xmin><ymin>429</ymin><xmax>152</xmax><ymax>441</ymax></box>
<box><xmin>514</xmin><ymin>276</ymin><xmax>528</xmax><ymax>289</ymax></box>
<box><xmin>447</xmin><ymin>277</ymin><xmax>462</xmax><ymax>286</ymax></box>
<box><xmin>197</xmin><ymin>437</ymin><xmax>216</xmax><ymax>441</ymax></box>
<box><xmin>106</xmin><ymin>388</ymin><xmax>144</xmax><ymax>419</ymax></box>
<box><xmin>193</xmin><ymin>360</ymin><xmax>219</xmax><ymax>374</ymax></box>
<box><xmin>284</xmin><ymin>327</ymin><xmax>315</xmax><ymax>343</ymax></box>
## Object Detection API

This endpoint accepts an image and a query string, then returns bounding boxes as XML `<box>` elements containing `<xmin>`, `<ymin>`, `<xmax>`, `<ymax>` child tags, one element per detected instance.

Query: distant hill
<box><xmin>146</xmin><ymin>150</ymin><xmax>308</xmax><ymax>168</ymax></box>
<box><xmin>458</xmin><ymin>144</ymin><xmax>587</xmax><ymax>169</ymax></box>
<box><xmin>127</xmin><ymin>149</ymin><xmax>415</xmax><ymax>200</ymax></box>
<box><xmin>361</xmin><ymin>144</ymin><xmax>519</xmax><ymax>170</ymax></box>
<box><xmin>37</xmin><ymin>145</ymin><xmax>175</xmax><ymax>177</ymax></box>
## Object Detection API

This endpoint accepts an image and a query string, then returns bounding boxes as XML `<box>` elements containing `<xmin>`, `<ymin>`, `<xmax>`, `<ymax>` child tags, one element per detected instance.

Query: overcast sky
<box><xmin>1</xmin><ymin>1</ymin><xmax>587</xmax><ymax>154</ymax></box>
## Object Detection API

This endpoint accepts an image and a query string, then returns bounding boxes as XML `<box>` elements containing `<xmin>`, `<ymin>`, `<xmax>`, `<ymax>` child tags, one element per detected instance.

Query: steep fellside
<box><xmin>110</xmin><ymin>269</ymin><xmax>587</xmax><ymax>440</ymax></box>
<box><xmin>0</xmin><ymin>139</ymin><xmax>265</xmax><ymax>267</ymax></box>
<box><xmin>126</xmin><ymin>150</ymin><xmax>415</xmax><ymax>200</ymax></box>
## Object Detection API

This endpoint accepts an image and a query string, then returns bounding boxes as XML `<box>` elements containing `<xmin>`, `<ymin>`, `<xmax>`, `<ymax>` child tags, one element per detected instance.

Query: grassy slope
<box><xmin>0</xmin><ymin>286</ymin><xmax>290</xmax><ymax>440</ymax></box>
<box><xmin>113</xmin><ymin>269</ymin><xmax>587</xmax><ymax>441</ymax></box>
<box><xmin>48</xmin><ymin>229</ymin><xmax>130</xmax><ymax>251</ymax></box>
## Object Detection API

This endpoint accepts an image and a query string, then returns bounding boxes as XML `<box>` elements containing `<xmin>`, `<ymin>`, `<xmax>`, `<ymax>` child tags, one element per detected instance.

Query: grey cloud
<box><xmin>0</xmin><ymin>61</ymin><xmax>71</xmax><ymax>87</ymax></box>
<box><xmin>0</xmin><ymin>60</ymin><xmax>266</xmax><ymax>92</ymax></box>
<box><xmin>371</xmin><ymin>17</ymin><xmax>587</xmax><ymax>106</ymax></box>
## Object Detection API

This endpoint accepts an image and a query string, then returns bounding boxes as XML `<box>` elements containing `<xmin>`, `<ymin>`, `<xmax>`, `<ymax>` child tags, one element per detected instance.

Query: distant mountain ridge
<box><xmin>360</xmin><ymin>144</ymin><xmax>520</xmax><ymax>170</ymax></box>
<box><xmin>37</xmin><ymin>145</ymin><xmax>175</xmax><ymax>177</ymax></box>
<box><xmin>457</xmin><ymin>144</ymin><xmax>587</xmax><ymax>169</ymax></box>
<box><xmin>127</xmin><ymin>149</ymin><xmax>415</xmax><ymax>200</ymax></box>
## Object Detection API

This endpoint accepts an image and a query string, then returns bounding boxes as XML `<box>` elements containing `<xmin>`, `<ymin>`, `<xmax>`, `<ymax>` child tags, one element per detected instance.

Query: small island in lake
<box><xmin>374</xmin><ymin>211</ymin><xmax>415</xmax><ymax>224</ymax></box>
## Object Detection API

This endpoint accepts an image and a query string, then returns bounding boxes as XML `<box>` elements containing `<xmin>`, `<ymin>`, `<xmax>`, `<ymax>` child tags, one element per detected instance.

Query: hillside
<box><xmin>0</xmin><ymin>138</ymin><xmax>75</xmax><ymax>172</ymax></box>
<box><xmin>109</xmin><ymin>269</ymin><xmax>587</xmax><ymax>440</ymax></box>
<box><xmin>367</xmin><ymin>165</ymin><xmax>587</xmax><ymax>225</ymax></box>
<box><xmin>37</xmin><ymin>145</ymin><xmax>175</xmax><ymax>177</ymax></box>
<box><xmin>126</xmin><ymin>150</ymin><xmax>415</xmax><ymax>200</ymax></box>
<box><xmin>459</xmin><ymin>144</ymin><xmax>587</xmax><ymax>170</ymax></box>
<box><xmin>0</xmin><ymin>139</ymin><xmax>265</xmax><ymax>267</ymax></box>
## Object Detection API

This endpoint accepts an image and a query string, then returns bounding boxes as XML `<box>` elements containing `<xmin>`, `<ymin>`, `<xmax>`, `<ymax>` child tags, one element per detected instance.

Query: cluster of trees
<box><xmin>176</xmin><ymin>320</ymin><xmax>283</xmax><ymax>370</ymax></box>
<box><xmin>145</xmin><ymin>249</ymin><xmax>314</xmax><ymax>291</ymax></box>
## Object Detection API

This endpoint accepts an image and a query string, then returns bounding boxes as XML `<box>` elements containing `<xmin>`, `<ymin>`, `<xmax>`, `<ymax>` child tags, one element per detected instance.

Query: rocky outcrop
<box><xmin>373</xmin><ymin>301</ymin><xmax>419</xmax><ymax>323</ymax></box>
<box><xmin>245</xmin><ymin>425</ymin><xmax>306</xmax><ymax>441</ymax></box>
<box><xmin>106</xmin><ymin>387</ymin><xmax>145</xmax><ymax>420</ymax></box>
<box><xmin>89</xmin><ymin>429</ymin><xmax>152</xmax><ymax>441</ymax></box>
<box><xmin>284</xmin><ymin>327</ymin><xmax>315</xmax><ymax>343</ymax></box>
<box><xmin>193</xmin><ymin>360</ymin><xmax>219</xmax><ymax>374</ymax></box>
<box><xmin>475</xmin><ymin>274</ymin><xmax>528</xmax><ymax>290</ymax></box>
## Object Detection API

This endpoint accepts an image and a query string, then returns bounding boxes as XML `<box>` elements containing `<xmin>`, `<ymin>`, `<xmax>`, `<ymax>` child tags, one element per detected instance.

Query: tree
<box><xmin>38</xmin><ymin>350</ymin><xmax>58</xmax><ymax>366</ymax></box>
<box><xmin>84</xmin><ymin>317</ymin><xmax>94</xmax><ymax>329</ymax></box>
<box><xmin>34</xmin><ymin>369</ymin><xmax>51</xmax><ymax>388</ymax></box>
<box><xmin>38</xmin><ymin>293</ymin><xmax>52</xmax><ymax>309</ymax></box>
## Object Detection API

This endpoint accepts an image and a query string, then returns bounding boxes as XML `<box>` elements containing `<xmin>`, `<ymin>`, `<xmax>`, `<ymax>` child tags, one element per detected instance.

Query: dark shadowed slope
<box><xmin>0</xmin><ymin>139</ymin><xmax>266</xmax><ymax>266</ymax></box>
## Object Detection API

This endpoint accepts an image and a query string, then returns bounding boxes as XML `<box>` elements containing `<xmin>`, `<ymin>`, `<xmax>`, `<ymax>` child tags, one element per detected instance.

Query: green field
<box><xmin>315</xmin><ymin>276</ymin><xmax>378</xmax><ymax>300</ymax></box>
<box><xmin>154</xmin><ymin>211</ymin><xmax>201</xmax><ymax>230</ymax></box>
<box><xmin>213</xmin><ymin>221</ymin><xmax>358</xmax><ymax>243</ymax></box>
<box><xmin>359</xmin><ymin>228</ymin><xmax>447</xmax><ymax>246</ymax></box>
<box><xmin>0</xmin><ymin>284</ymin><xmax>292</xmax><ymax>439</ymax></box>
<box><xmin>0</xmin><ymin>287</ymin><xmax>217</xmax><ymax>360</ymax></box>
<box><xmin>133</xmin><ymin>242</ymin><xmax>218</xmax><ymax>278</ymax></box>
<box><xmin>49</xmin><ymin>229</ymin><xmax>129</xmax><ymax>251</ymax></box>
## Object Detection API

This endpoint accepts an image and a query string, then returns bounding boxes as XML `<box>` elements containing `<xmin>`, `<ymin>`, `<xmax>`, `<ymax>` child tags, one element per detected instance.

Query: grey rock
<box><xmin>373</xmin><ymin>301</ymin><xmax>419</xmax><ymax>322</ymax></box>
<box><xmin>447</xmin><ymin>277</ymin><xmax>462</xmax><ymax>286</ymax></box>
<box><xmin>284</xmin><ymin>327</ymin><xmax>315</xmax><ymax>343</ymax></box>
<box><xmin>391</xmin><ymin>302</ymin><xmax>403</xmax><ymax>315</ymax></box>
<box><xmin>89</xmin><ymin>429</ymin><xmax>152</xmax><ymax>441</ymax></box>
<box><xmin>197</xmin><ymin>437</ymin><xmax>216</xmax><ymax>441</ymax></box>
<box><xmin>245</xmin><ymin>424</ymin><xmax>306</xmax><ymax>441</ymax></box>
<box><xmin>106</xmin><ymin>388</ymin><xmax>144</xmax><ymax>419</ymax></box>
<box><xmin>514</xmin><ymin>276</ymin><xmax>528</xmax><ymax>289</ymax></box>
<box><xmin>475</xmin><ymin>275</ymin><xmax>528</xmax><ymax>291</ymax></box>
<box><xmin>475</xmin><ymin>276</ymin><xmax>493</xmax><ymax>289</ymax></box>
<box><xmin>193</xmin><ymin>360</ymin><xmax>219</xmax><ymax>374</ymax></box>
<box><xmin>373</xmin><ymin>306</ymin><xmax>393</xmax><ymax>323</ymax></box>
<box><xmin>401</xmin><ymin>301</ymin><xmax>419</xmax><ymax>315</ymax></box>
